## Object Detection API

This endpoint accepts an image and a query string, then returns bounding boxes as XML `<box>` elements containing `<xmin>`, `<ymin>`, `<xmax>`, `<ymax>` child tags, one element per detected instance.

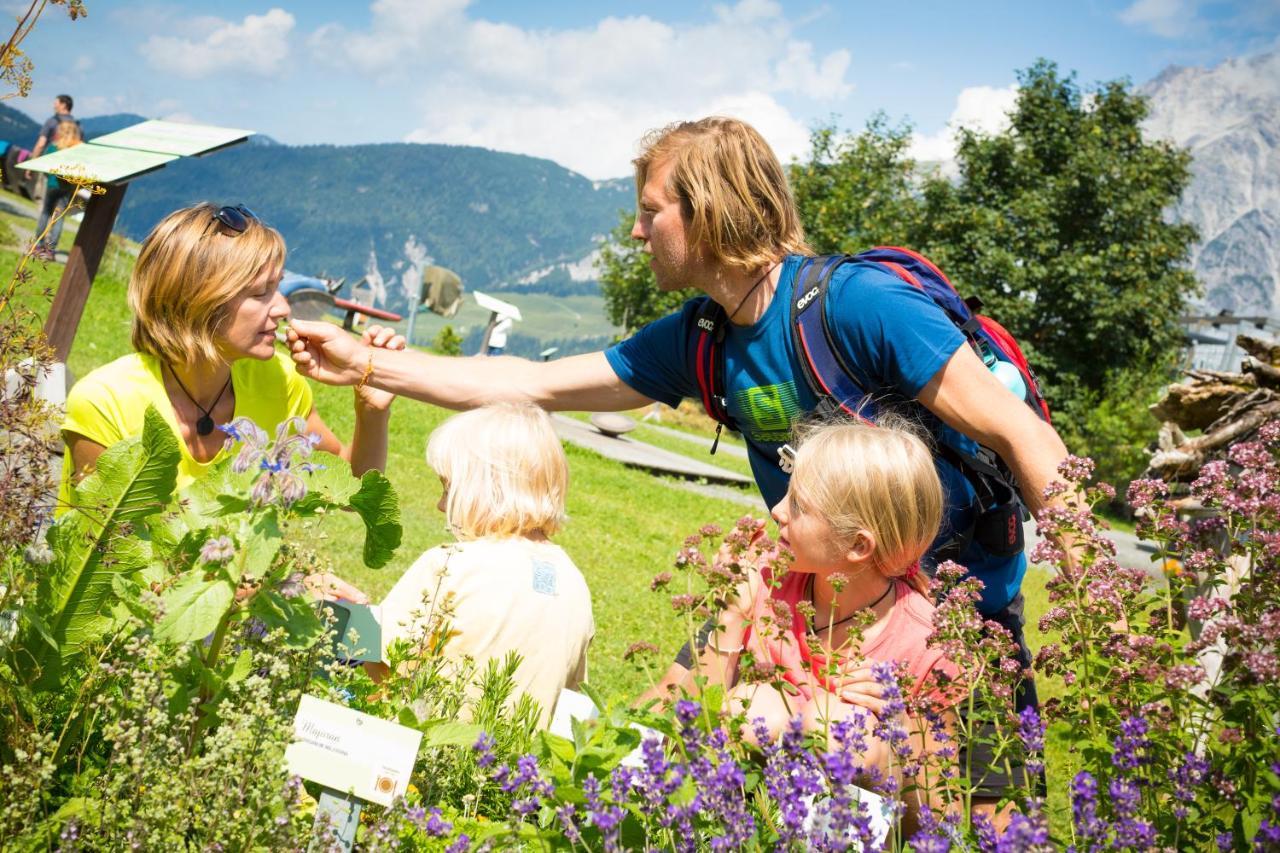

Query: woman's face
<box><xmin>219</xmin><ymin>264</ymin><xmax>289</xmax><ymax>361</ymax></box>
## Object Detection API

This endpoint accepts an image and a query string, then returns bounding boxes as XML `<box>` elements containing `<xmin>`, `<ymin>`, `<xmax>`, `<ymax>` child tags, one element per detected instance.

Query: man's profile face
<box><xmin>53</xmin><ymin>98</ymin><xmax>68</xmax><ymax>114</ymax></box>
<box><xmin>631</xmin><ymin>157</ymin><xmax>704</xmax><ymax>292</ymax></box>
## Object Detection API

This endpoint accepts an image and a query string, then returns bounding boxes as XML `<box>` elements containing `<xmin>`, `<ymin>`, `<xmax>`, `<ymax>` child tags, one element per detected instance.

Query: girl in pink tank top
<box><xmin>697</xmin><ymin>417</ymin><xmax>961</xmax><ymax>820</ymax></box>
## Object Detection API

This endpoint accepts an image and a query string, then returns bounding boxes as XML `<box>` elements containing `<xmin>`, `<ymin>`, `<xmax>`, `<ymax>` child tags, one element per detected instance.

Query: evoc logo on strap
<box><xmin>795</xmin><ymin>286</ymin><xmax>820</xmax><ymax>312</ymax></box>
<box><xmin>697</xmin><ymin>317</ymin><xmax>716</xmax><ymax>332</ymax></box>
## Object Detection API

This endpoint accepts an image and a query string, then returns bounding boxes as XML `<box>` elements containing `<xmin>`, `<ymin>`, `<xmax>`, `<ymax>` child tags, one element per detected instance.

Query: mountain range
<box><xmin>1</xmin><ymin>50</ymin><xmax>1275</xmax><ymax>323</ymax></box>
<box><xmin>1141</xmin><ymin>50</ymin><xmax>1279</xmax><ymax>318</ymax></box>
<box><xmin>0</xmin><ymin>105</ymin><xmax>627</xmax><ymax>313</ymax></box>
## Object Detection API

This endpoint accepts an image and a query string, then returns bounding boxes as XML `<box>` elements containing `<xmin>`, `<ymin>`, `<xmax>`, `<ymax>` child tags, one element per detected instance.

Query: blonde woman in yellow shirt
<box><xmin>58</xmin><ymin>203</ymin><xmax>403</xmax><ymax>513</ymax></box>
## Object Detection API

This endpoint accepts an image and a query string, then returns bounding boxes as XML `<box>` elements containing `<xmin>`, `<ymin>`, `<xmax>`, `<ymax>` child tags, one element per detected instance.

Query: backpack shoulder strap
<box><xmin>789</xmin><ymin>254</ymin><xmax>875</xmax><ymax>421</ymax></box>
<box><xmin>689</xmin><ymin>296</ymin><xmax>735</xmax><ymax>430</ymax></box>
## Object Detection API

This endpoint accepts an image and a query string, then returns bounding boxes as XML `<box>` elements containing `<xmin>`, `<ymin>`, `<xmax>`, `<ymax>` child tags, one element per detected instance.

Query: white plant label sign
<box><xmin>285</xmin><ymin>695</ymin><xmax>421</xmax><ymax>807</ymax></box>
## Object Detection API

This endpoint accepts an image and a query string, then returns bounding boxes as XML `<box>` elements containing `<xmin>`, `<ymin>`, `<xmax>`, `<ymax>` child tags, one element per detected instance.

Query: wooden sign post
<box><xmin>20</xmin><ymin>120</ymin><xmax>253</xmax><ymax>363</ymax></box>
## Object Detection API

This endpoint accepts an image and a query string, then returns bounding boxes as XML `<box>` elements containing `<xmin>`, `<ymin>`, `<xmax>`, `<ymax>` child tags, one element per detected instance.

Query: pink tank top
<box><xmin>743</xmin><ymin>571</ymin><xmax>959</xmax><ymax>705</ymax></box>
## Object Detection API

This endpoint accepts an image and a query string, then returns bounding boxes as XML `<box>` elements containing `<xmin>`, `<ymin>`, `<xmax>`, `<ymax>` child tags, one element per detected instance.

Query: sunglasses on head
<box><xmin>211</xmin><ymin>204</ymin><xmax>259</xmax><ymax>235</ymax></box>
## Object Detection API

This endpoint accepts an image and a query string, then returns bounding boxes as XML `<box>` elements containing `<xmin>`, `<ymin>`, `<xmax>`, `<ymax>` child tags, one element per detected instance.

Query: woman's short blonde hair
<box><xmin>427</xmin><ymin>403</ymin><xmax>568</xmax><ymax>540</ymax></box>
<box><xmin>129</xmin><ymin>203</ymin><xmax>286</xmax><ymax>365</ymax></box>
<box><xmin>633</xmin><ymin>116</ymin><xmax>811</xmax><ymax>273</ymax></box>
<box><xmin>790</xmin><ymin>416</ymin><xmax>944</xmax><ymax>582</ymax></box>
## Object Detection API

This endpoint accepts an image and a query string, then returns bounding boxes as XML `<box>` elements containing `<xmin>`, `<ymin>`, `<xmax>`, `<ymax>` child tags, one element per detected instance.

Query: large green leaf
<box><xmin>68</xmin><ymin>406</ymin><xmax>180</xmax><ymax>522</ymax></box>
<box><xmin>237</xmin><ymin>510</ymin><xmax>283</xmax><ymax>582</ymax></box>
<box><xmin>35</xmin><ymin>407</ymin><xmax>179</xmax><ymax>676</ymax></box>
<box><xmin>154</xmin><ymin>572</ymin><xmax>235</xmax><ymax>644</ymax></box>
<box><xmin>347</xmin><ymin>470</ymin><xmax>402</xmax><ymax>569</ymax></box>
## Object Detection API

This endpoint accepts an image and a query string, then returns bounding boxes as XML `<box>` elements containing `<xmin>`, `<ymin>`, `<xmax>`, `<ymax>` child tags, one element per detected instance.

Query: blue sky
<box><xmin>13</xmin><ymin>0</ymin><xmax>1280</xmax><ymax>179</ymax></box>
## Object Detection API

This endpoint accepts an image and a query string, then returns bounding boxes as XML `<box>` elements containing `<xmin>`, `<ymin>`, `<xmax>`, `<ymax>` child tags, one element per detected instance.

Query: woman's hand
<box><xmin>287</xmin><ymin>319</ymin><xmax>367</xmax><ymax>386</ymax></box>
<box><xmin>355</xmin><ymin>324</ymin><xmax>407</xmax><ymax>411</ymax></box>
<box><xmin>304</xmin><ymin>572</ymin><xmax>370</xmax><ymax>604</ymax></box>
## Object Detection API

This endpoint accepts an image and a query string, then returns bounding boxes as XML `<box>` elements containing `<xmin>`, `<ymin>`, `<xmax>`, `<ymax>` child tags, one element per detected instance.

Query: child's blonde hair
<box><xmin>790</xmin><ymin>416</ymin><xmax>943</xmax><ymax>593</ymax></box>
<box><xmin>426</xmin><ymin>403</ymin><xmax>568</xmax><ymax>540</ymax></box>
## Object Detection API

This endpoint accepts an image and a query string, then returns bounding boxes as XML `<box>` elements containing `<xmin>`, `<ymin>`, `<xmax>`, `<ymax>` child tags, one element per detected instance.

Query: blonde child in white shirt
<box><xmin>319</xmin><ymin>403</ymin><xmax>594</xmax><ymax>727</ymax></box>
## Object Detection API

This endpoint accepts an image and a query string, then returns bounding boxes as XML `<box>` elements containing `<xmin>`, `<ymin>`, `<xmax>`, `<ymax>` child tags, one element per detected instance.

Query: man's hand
<box><xmin>355</xmin><ymin>324</ymin><xmax>407</xmax><ymax>411</ymax></box>
<box><xmin>288</xmin><ymin>318</ymin><xmax>367</xmax><ymax>386</ymax></box>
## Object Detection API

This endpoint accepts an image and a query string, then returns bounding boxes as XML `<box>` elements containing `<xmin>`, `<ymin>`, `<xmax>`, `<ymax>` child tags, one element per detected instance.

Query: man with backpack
<box><xmin>288</xmin><ymin>116</ymin><xmax>1070</xmax><ymax>812</ymax></box>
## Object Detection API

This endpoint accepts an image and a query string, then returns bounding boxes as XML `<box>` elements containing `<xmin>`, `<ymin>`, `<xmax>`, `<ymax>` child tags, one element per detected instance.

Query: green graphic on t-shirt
<box><xmin>735</xmin><ymin>381</ymin><xmax>801</xmax><ymax>442</ymax></box>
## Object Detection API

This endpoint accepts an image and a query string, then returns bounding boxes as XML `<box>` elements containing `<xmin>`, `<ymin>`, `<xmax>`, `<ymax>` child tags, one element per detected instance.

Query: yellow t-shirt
<box><xmin>58</xmin><ymin>350</ymin><xmax>313</xmax><ymax>512</ymax></box>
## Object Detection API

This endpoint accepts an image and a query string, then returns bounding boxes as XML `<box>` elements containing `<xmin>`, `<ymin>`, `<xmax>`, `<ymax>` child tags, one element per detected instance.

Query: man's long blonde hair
<box><xmin>129</xmin><ymin>203</ymin><xmax>286</xmax><ymax>365</ymax></box>
<box><xmin>790</xmin><ymin>416</ymin><xmax>943</xmax><ymax>593</ymax></box>
<box><xmin>633</xmin><ymin>117</ymin><xmax>810</xmax><ymax>273</ymax></box>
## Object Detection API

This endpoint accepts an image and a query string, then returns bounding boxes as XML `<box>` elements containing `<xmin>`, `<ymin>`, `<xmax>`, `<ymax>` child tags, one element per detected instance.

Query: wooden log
<box><xmin>1148</xmin><ymin>397</ymin><xmax>1280</xmax><ymax>480</ymax></box>
<box><xmin>1149</xmin><ymin>378</ymin><xmax>1257</xmax><ymax>430</ymax></box>
<box><xmin>1237</xmin><ymin>333</ymin><xmax>1280</xmax><ymax>366</ymax></box>
<box><xmin>1243</xmin><ymin>357</ymin><xmax>1280</xmax><ymax>390</ymax></box>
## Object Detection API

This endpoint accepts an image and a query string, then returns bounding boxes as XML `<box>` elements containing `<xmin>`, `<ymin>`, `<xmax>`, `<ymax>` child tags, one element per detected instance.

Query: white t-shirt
<box><xmin>379</xmin><ymin>537</ymin><xmax>594</xmax><ymax>726</ymax></box>
<box><xmin>487</xmin><ymin>316</ymin><xmax>514</xmax><ymax>348</ymax></box>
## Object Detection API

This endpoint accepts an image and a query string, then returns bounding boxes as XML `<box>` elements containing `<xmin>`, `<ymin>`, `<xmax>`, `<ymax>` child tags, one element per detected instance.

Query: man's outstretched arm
<box><xmin>287</xmin><ymin>319</ymin><xmax>654</xmax><ymax>413</ymax></box>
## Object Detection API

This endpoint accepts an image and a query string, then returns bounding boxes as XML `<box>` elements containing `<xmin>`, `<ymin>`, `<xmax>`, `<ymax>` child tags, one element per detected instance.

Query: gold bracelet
<box><xmin>356</xmin><ymin>352</ymin><xmax>374</xmax><ymax>389</ymax></box>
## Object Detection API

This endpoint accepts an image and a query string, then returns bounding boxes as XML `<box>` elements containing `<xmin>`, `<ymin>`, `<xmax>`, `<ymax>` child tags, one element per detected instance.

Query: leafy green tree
<box><xmin>433</xmin><ymin>324</ymin><xmax>464</xmax><ymax>356</ymax></box>
<box><xmin>598</xmin><ymin>211</ymin><xmax>692</xmax><ymax>335</ymax></box>
<box><xmin>913</xmin><ymin>60</ymin><xmax>1199</xmax><ymax>410</ymax></box>
<box><xmin>789</xmin><ymin>114</ymin><xmax>922</xmax><ymax>254</ymax></box>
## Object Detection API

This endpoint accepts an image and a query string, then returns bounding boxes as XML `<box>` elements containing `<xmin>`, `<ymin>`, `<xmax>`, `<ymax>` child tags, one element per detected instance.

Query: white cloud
<box><xmin>908</xmin><ymin>84</ymin><xmax>1018</xmax><ymax>164</ymax></box>
<box><xmin>313</xmin><ymin>0</ymin><xmax>851</xmax><ymax>178</ymax></box>
<box><xmin>140</xmin><ymin>9</ymin><xmax>295</xmax><ymax>78</ymax></box>
<box><xmin>1119</xmin><ymin>0</ymin><xmax>1199</xmax><ymax>38</ymax></box>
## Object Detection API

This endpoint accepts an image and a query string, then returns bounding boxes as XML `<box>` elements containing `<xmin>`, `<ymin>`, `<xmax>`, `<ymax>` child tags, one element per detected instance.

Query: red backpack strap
<box><xmin>689</xmin><ymin>297</ymin><xmax>736</xmax><ymax>432</ymax></box>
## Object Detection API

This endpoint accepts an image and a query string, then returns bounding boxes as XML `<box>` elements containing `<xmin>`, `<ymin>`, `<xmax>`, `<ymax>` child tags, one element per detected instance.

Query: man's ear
<box><xmin>843</xmin><ymin>530</ymin><xmax>877</xmax><ymax>567</ymax></box>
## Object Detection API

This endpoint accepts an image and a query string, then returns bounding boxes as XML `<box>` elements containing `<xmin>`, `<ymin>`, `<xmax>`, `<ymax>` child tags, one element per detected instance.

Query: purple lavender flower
<box><xmin>583</xmin><ymin>773</ymin><xmax>625</xmax><ymax>853</ymax></box>
<box><xmin>1111</xmin><ymin>715</ymin><xmax>1151</xmax><ymax>771</ymax></box>
<box><xmin>1070</xmin><ymin>771</ymin><xmax>1107</xmax><ymax>849</ymax></box>
<box><xmin>472</xmin><ymin>732</ymin><xmax>496</xmax><ymax>768</ymax></box>
<box><xmin>1018</xmin><ymin>706</ymin><xmax>1046</xmax><ymax>777</ymax></box>
<box><xmin>909</xmin><ymin>805</ymin><xmax>953</xmax><ymax>852</ymax></box>
<box><xmin>444</xmin><ymin>834</ymin><xmax>471</xmax><ymax>853</ymax></box>
<box><xmin>424</xmin><ymin>808</ymin><xmax>452</xmax><ymax>837</ymax></box>
<box><xmin>996</xmin><ymin>804</ymin><xmax>1052</xmax><ymax>852</ymax></box>
<box><xmin>555</xmin><ymin>804</ymin><xmax>583</xmax><ymax>845</ymax></box>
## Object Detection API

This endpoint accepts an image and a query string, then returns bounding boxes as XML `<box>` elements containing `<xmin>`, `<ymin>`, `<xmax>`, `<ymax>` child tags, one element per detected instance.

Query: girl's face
<box><xmin>771</xmin><ymin>486</ymin><xmax>849</xmax><ymax>575</ymax></box>
<box><xmin>219</xmin><ymin>264</ymin><xmax>289</xmax><ymax>361</ymax></box>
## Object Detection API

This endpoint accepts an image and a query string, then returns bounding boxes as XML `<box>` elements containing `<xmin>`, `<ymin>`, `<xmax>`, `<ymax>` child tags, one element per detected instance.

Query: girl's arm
<box><xmin>691</xmin><ymin>566</ymin><xmax>765</xmax><ymax>689</ymax></box>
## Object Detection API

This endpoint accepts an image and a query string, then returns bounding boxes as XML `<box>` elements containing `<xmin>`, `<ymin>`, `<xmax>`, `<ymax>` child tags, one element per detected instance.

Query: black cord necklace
<box><xmin>726</xmin><ymin>262</ymin><xmax>778</xmax><ymax>323</ymax></box>
<box><xmin>167</xmin><ymin>365</ymin><xmax>232</xmax><ymax>436</ymax></box>
<box><xmin>806</xmin><ymin>573</ymin><xmax>896</xmax><ymax>632</ymax></box>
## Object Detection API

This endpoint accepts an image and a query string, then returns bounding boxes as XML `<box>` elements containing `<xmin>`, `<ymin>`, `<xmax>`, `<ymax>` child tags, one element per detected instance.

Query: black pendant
<box><xmin>196</xmin><ymin>414</ymin><xmax>215</xmax><ymax>436</ymax></box>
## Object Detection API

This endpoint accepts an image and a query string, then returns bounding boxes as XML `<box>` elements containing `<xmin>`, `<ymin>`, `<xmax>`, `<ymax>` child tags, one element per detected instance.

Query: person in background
<box><xmin>30</xmin><ymin>93</ymin><xmax>76</xmax><ymax>159</ymax></box>
<box><xmin>484</xmin><ymin>314</ymin><xmax>514</xmax><ymax>356</ymax></box>
<box><xmin>32</xmin><ymin>118</ymin><xmax>82</xmax><ymax>261</ymax></box>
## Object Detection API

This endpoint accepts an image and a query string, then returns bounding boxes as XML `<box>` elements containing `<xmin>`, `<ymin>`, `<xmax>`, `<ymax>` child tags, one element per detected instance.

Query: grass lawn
<box><xmin>17</xmin><ymin>213</ymin><xmax>1089</xmax><ymax>825</ymax></box>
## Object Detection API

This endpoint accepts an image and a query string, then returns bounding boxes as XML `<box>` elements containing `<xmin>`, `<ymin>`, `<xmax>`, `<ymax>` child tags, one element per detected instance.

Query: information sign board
<box><xmin>88</xmin><ymin>119</ymin><xmax>253</xmax><ymax>157</ymax></box>
<box><xmin>285</xmin><ymin>696</ymin><xmax>422</xmax><ymax>807</ymax></box>
<box><xmin>18</xmin><ymin>145</ymin><xmax>176</xmax><ymax>184</ymax></box>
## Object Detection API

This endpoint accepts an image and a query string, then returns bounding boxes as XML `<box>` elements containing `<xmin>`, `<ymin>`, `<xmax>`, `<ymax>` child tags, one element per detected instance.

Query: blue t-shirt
<box><xmin>605</xmin><ymin>254</ymin><xmax>1026</xmax><ymax>613</ymax></box>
